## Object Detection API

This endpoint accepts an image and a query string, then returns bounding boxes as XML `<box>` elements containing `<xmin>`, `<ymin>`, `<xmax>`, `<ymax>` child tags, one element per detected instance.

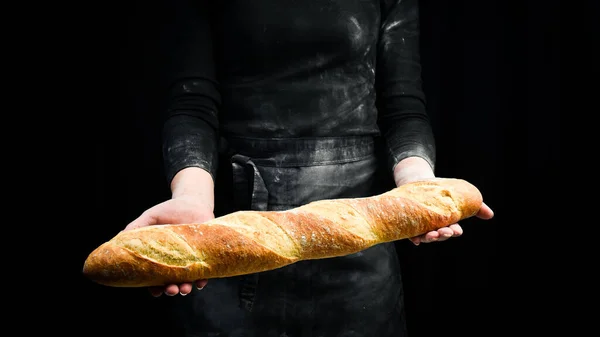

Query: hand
<box><xmin>124</xmin><ymin>195</ymin><xmax>213</xmax><ymax>297</ymax></box>
<box><xmin>392</xmin><ymin>156</ymin><xmax>494</xmax><ymax>246</ymax></box>
<box><xmin>408</xmin><ymin>202</ymin><xmax>494</xmax><ymax>245</ymax></box>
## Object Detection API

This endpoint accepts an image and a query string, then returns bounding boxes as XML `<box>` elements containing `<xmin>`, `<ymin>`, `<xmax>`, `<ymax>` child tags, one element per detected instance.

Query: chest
<box><xmin>213</xmin><ymin>0</ymin><xmax>381</xmax><ymax>61</ymax></box>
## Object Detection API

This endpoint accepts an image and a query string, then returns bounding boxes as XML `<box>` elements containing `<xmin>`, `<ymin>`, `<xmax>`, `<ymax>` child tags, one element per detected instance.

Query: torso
<box><xmin>211</xmin><ymin>1</ymin><xmax>382</xmax><ymax>138</ymax></box>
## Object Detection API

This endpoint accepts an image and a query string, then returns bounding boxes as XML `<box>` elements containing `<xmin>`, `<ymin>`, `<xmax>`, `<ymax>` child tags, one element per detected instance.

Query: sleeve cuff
<box><xmin>387</xmin><ymin>143</ymin><xmax>436</xmax><ymax>173</ymax></box>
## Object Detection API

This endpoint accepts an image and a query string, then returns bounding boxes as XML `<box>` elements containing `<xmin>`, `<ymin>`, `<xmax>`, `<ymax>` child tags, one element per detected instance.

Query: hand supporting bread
<box><xmin>83</xmin><ymin>178</ymin><xmax>483</xmax><ymax>287</ymax></box>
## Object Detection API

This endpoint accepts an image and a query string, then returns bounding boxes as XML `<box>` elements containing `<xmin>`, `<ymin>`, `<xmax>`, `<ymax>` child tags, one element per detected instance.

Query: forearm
<box><xmin>162</xmin><ymin>85</ymin><xmax>218</xmax><ymax>210</ymax></box>
<box><xmin>393</xmin><ymin>156</ymin><xmax>435</xmax><ymax>187</ymax></box>
<box><xmin>170</xmin><ymin>166</ymin><xmax>215</xmax><ymax>210</ymax></box>
<box><xmin>161</xmin><ymin>1</ymin><xmax>221</xmax><ymax>189</ymax></box>
<box><xmin>162</xmin><ymin>110</ymin><xmax>219</xmax><ymax>185</ymax></box>
<box><xmin>376</xmin><ymin>0</ymin><xmax>436</xmax><ymax>174</ymax></box>
<box><xmin>383</xmin><ymin>110</ymin><xmax>436</xmax><ymax>173</ymax></box>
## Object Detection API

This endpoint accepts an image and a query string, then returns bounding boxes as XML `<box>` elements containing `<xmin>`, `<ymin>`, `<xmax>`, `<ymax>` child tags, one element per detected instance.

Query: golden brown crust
<box><xmin>83</xmin><ymin>178</ymin><xmax>483</xmax><ymax>287</ymax></box>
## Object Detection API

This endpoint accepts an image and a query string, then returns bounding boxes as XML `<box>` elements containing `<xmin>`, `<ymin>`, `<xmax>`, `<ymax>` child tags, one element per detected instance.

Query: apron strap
<box><xmin>230</xmin><ymin>154</ymin><xmax>269</xmax><ymax>211</ymax></box>
<box><xmin>230</xmin><ymin>153</ymin><xmax>267</xmax><ymax>312</ymax></box>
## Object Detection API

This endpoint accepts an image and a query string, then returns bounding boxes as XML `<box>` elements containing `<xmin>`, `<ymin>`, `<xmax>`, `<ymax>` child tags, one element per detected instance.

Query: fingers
<box><xmin>164</xmin><ymin>284</ymin><xmax>180</xmax><ymax>296</ymax></box>
<box><xmin>447</xmin><ymin>224</ymin><xmax>463</xmax><ymax>236</ymax></box>
<box><xmin>476</xmin><ymin>202</ymin><xmax>494</xmax><ymax>220</ymax></box>
<box><xmin>409</xmin><ymin>237</ymin><xmax>421</xmax><ymax>245</ymax></box>
<box><xmin>147</xmin><ymin>280</ymin><xmax>209</xmax><ymax>297</ymax></box>
<box><xmin>411</xmin><ymin>224</ymin><xmax>463</xmax><ymax>245</ymax></box>
<box><xmin>178</xmin><ymin>283</ymin><xmax>194</xmax><ymax>295</ymax></box>
<box><xmin>196</xmin><ymin>279</ymin><xmax>208</xmax><ymax>290</ymax></box>
<box><xmin>148</xmin><ymin>283</ymin><xmax>188</xmax><ymax>297</ymax></box>
<box><xmin>148</xmin><ymin>286</ymin><xmax>164</xmax><ymax>297</ymax></box>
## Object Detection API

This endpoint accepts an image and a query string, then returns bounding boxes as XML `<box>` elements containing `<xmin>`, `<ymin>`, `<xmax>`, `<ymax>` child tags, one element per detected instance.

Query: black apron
<box><xmin>167</xmin><ymin>136</ymin><xmax>407</xmax><ymax>337</ymax></box>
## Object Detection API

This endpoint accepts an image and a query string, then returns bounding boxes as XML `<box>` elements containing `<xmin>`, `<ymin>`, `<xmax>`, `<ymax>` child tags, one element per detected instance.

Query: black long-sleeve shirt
<box><xmin>162</xmin><ymin>0</ymin><xmax>435</xmax><ymax>184</ymax></box>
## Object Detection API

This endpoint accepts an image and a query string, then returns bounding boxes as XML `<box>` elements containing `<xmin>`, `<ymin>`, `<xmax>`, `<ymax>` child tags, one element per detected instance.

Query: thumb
<box><xmin>123</xmin><ymin>203</ymin><xmax>168</xmax><ymax>231</ymax></box>
<box><xmin>476</xmin><ymin>202</ymin><xmax>494</xmax><ymax>220</ymax></box>
<box><xmin>123</xmin><ymin>197</ymin><xmax>188</xmax><ymax>231</ymax></box>
<box><xmin>124</xmin><ymin>212</ymin><xmax>157</xmax><ymax>231</ymax></box>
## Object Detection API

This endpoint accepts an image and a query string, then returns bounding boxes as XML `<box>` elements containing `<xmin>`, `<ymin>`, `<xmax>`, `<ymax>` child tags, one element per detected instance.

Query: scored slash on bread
<box><xmin>83</xmin><ymin>177</ymin><xmax>483</xmax><ymax>287</ymax></box>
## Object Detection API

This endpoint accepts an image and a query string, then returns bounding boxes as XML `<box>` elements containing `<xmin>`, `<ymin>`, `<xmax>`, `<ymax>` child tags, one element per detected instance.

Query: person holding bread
<box><xmin>122</xmin><ymin>0</ymin><xmax>494</xmax><ymax>336</ymax></box>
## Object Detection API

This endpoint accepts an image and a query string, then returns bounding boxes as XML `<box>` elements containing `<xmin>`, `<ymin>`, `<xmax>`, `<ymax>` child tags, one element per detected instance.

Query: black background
<box><xmin>79</xmin><ymin>1</ymin><xmax>561</xmax><ymax>336</ymax></box>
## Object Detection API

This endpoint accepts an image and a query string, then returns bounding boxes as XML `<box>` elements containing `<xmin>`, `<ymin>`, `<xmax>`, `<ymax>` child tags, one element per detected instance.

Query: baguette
<box><xmin>83</xmin><ymin>178</ymin><xmax>483</xmax><ymax>287</ymax></box>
